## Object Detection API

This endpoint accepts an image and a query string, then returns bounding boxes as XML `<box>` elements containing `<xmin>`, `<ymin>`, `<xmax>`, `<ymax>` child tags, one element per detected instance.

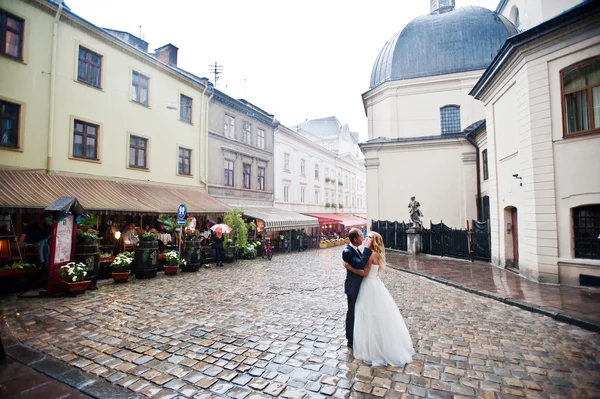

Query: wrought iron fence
<box><xmin>373</xmin><ymin>219</ymin><xmax>491</xmax><ymax>262</ymax></box>
<box><xmin>371</xmin><ymin>220</ymin><xmax>408</xmax><ymax>251</ymax></box>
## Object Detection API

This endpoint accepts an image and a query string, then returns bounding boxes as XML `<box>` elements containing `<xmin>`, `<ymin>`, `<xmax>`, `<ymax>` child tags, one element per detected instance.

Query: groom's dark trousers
<box><xmin>342</xmin><ymin>245</ymin><xmax>372</xmax><ymax>347</ymax></box>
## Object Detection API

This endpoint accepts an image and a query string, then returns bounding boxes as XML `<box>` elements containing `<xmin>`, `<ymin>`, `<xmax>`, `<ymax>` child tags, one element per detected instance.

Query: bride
<box><xmin>344</xmin><ymin>232</ymin><xmax>415</xmax><ymax>366</ymax></box>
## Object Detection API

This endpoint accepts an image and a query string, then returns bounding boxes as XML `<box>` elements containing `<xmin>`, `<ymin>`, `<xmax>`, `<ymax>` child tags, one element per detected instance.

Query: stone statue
<box><xmin>408</xmin><ymin>196</ymin><xmax>423</xmax><ymax>227</ymax></box>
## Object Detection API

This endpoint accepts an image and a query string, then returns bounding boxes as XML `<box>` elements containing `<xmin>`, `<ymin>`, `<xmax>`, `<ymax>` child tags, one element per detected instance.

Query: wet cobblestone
<box><xmin>1</xmin><ymin>247</ymin><xmax>599</xmax><ymax>398</ymax></box>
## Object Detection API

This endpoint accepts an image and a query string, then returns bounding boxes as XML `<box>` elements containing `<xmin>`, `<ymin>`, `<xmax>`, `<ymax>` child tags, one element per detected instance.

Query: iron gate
<box><xmin>371</xmin><ymin>220</ymin><xmax>408</xmax><ymax>251</ymax></box>
<box><xmin>374</xmin><ymin>219</ymin><xmax>491</xmax><ymax>262</ymax></box>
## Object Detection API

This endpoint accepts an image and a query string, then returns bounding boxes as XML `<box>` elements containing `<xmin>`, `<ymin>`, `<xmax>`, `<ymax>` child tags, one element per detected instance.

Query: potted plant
<box><xmin>181</xmin><ymin>229</ymin><xmax>202</xmax><ymax>272</ymax></box>
<box><xmin>338</xmin><ymin>181</ymin><xmax>343</xmax><ymax>186</ymax></box>
<box><xmin>243</xmin><ymin>243</ymin><xmax>256</xmax><ymax>259</ymax></box>
<box><xmin>163</xmin><ymin>250</ymin><xmax>185</xmax><ymax>275</ymax></box>
<box><xmin>325</xmin><ymin>177</ymin><xmax>331</xmax><ymax>183</ymax></box>
<box><xmin>110</xmin><ymin>252</ymin><xmax>133</xmax><ymax>283</ymax></box>
<box><xmin>223</xmin><ymin>209</ymin><xmax>248</xmax><ymax>263</ymax></box>
<box><xmin>137</xmin><ymin>228</ymin><xmax>158</xmax><ymax>241</ymax></box>
<box><xmin>325</xmin><ymin>203</ymin><xmax>331</xmax><ymax>208</ymax></box>
<box><xmin>133</xmin><ymin>229</ymin><xmax>159</xmax><ymax>279</ymax></box>
<box><xmin>338</xmin><ymin>204</ymin><xmax>344</xmax><ymax>209</ymax></box>
<box><xmin>157</xmin><ymin>215</ymin><xmax>176</xmax><ymax>232</ymax></box>
<box><xmin>58</xmin><ymin>262</ymin><xmax>90</xmax><ymax>296</ymax></box>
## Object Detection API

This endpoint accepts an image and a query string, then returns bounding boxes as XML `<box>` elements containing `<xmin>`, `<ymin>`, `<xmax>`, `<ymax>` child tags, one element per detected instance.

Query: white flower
<box><xmin>72</xmin><ymin>276</ymin><xmax>78</xmax><ymax>281</ymax></box>
<box><xmin>83</xmin><ymin>271</ymin><xmax>87</xmax><ymax>276</ymax></box>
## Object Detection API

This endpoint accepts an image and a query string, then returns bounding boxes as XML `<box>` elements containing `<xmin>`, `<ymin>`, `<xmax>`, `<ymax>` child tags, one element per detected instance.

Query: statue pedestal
<box><xmin>407</xmin><ymin>227</ymin><xmax>422</xmax><ymax>255</ymax></box>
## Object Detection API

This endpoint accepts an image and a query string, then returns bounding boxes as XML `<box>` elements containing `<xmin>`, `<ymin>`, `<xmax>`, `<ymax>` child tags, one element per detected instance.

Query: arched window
<box><xmin>440</xmin><ymin>105</ymin><xmax>461</xmax><ymax>134</ymax></box>
<box><xmin>573</xmin><ymin>205</ymin><xmax>600</xmax><ymax>260</ymax></box>
<box><xmin>562</xmin><ymin>57</ymin><xmax>600</xmax><ymax>136</ymax></box>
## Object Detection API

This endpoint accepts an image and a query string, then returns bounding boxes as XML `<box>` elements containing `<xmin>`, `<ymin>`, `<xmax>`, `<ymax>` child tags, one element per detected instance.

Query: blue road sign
<box><xmin>177</xmin><ymin>204</ymin><xmax>187</xmax><ymax>219</ymax></box>
<box><xmin>176</xmin><ymin>219</ymin><xmax>187</xmax><ymax>225</ymax></box>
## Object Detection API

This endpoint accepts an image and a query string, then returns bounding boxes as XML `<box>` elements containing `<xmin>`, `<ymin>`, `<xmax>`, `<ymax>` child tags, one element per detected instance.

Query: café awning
<box><xmin>241</xmin><ymin>206</ymin><xmax>319</xmax><ymax>232</ymax></box>
<box><xmin>305</xmin><ymin>213</ymin><xmax>367</xmax><ymax>228</ymax></box>
<box><xmin>0</xmin><ymin>169</ymin><xmax>231</xmax><ymax>215</ymax></box>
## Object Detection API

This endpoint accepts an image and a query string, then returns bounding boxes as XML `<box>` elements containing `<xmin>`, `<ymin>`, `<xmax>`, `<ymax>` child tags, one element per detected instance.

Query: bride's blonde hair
<box><xmin>370</xmin><ymin>232</ymin><xmax>386</xmax><ymax>273</ymax></box>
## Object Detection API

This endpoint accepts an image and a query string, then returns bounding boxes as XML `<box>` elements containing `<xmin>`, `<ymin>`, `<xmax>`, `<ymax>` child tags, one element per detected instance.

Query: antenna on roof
<box><xmin>208</xmin><ymin>62</ymin><xmax>223</xmax><ymax>89</ymax></box>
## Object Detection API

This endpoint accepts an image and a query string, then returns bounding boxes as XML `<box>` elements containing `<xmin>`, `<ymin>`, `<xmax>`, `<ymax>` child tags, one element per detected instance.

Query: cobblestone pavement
<box><xmin>1</xmin><ymin>247</ymin><xmax>599</xmax><ymax>399</ymax></box>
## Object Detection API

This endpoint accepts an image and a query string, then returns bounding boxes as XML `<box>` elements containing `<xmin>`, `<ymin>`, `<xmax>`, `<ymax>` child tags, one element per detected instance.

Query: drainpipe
<box><xmin>199</xmin><ymin>84</ymin><xmax>209</xmax><ymax>188</ymax></box>
<box><xmin>203</xmin><ymin>85</ymin><xmax>214</xmax><ymax>191</ymax></box>
<box><xmin>47</xmin><ymin>0</ymin><xmax>64</xmax><ymax>172</ymax></box>
<box><xmin>465</xmin><ymin>134</ymin><xmax>482</xmax><ymax>222</ymax></box>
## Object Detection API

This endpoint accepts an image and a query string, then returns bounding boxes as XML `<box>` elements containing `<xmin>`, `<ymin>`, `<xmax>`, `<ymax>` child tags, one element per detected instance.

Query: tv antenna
<box><xmin>208</xmin><ymin>62</ymin><xmax>223</xmax><ymax>88</ymax></box>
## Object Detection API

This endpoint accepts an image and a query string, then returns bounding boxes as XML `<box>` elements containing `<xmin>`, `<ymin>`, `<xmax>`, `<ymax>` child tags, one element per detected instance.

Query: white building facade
<box><xmin>362</xmin><ymin>0</ymin><xmax>599</xmax><ymax>286</ymax></box>
<box><xmin>274</xmin><ymin>123</ymin><xmax>366</xmax><ymax>217</ymax></box>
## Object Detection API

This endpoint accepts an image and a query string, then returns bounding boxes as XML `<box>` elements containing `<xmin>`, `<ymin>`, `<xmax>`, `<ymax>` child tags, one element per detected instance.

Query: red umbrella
<box><xmin>210</xmin><ymin>224</ymin><xmax>232</xmax><ymax>234</ymax></box>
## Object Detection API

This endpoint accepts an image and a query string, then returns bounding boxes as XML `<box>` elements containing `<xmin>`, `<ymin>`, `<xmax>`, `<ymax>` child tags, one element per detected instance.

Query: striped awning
<box><xmin>304</xmin><ymin>213</ymin><xmax>367</xmax><ymax>227</ymax></box>
<box><xmin>241</xmin><ymin>206</ymin><xmax>319</xmax><ymax>232</ymax></box>
<box><xmin>0</xmin><ymin>169</ymin><xmax>231</xmax><ymax>215</ymax></box>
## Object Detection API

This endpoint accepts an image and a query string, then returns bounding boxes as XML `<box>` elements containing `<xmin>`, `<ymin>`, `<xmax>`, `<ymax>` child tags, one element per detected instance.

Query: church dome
<box><xmin>370</xmin><ymin>6</ymin><xmax>517</xmax><ymax>89</ymax></box>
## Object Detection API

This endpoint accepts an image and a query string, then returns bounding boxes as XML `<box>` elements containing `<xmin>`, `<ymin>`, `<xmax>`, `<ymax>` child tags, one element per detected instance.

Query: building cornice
<box><xmin>471</xmin><ymin>0</ymin><xmax>600</xmax><ymax>99</ymax></box>
<box><xmin>27</xmin><ymin>0</ymin><xmax>212</xmax><ymax>95</ymax></box>
<box><xmin>213</xmin><ymin>91</ymin><xmax>274</xmax><ymax>126</ymax></box>
<box><xmin>360</xmin><ymin>135</ymin><xmax>471</xmax><ymax>152</ymax></box>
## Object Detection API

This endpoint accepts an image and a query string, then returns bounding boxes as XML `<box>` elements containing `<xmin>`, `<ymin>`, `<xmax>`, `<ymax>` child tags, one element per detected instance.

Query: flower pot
<box><xmin>62</xmin><ymin>280</ymin><xmax>90</xmax><ymax>297</ymax></box>
<box><xmin>111</xmin><ymin>271</ymin><xmax>131</xmax><ymax>283</ymax></box>
<box><xmin>74</xmin><ymin>239</ymin><xmax>99</xmax><ymax>285</ymax></box>
<box><xmin>181</xmin><ymin>240</ymin><xmax>202</xmax><ymax>272</ymax></box>
<box><xmin>134</xmin><ymin>240</ymin><xmax>159</xmax><ymax>279</ymax></box>
<box><xmin>164</xmin><ymin>265</ymin><xmax>179</xmax><ymax>275</ymax></box>
<box><xmin>223</xmin><ymin>247</ymin><xmax>236</xmax><ymax>263</ymax></box>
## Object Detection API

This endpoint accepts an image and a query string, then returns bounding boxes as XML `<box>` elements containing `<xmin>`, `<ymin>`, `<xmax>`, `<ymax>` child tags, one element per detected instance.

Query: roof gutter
<box><xmin>47</xmin><ymin>0</ymin><xmax>64</xmax><ymax>172</ymax></box>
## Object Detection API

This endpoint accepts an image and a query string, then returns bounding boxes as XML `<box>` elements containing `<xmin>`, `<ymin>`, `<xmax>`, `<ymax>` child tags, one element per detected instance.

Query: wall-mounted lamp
<box><xmin>512</xmin><ymin>173</ymin><xmax>523</xmax><ymax>186</ymax></box>
<box><xmin>114</xmin><ymin>230</ymin><xmax>121</xmax><ymax>240</ymax></box>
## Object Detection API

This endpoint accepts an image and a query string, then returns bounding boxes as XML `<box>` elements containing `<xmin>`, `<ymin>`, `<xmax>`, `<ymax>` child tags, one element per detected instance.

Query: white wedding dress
<box><xmin>353</xmin><ymin>264</ymin><xmax>415</xmax><ymax>366</ymax></box>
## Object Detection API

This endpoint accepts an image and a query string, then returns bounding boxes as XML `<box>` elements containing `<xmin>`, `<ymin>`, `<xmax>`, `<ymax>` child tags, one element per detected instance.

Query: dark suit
<box><xmin>342</xmin><ymin>244</ymin><xmax>372</xmax><ymax>347</ymax></box>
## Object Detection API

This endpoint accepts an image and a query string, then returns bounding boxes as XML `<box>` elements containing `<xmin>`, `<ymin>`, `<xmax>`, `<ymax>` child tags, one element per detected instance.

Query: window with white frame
<box><xmin>283</xmin><ymin>186</ymin><xmax>289</xmax><ymax>202</ymax></box>
<box><xmin>284</xmin><ymin>153</ymin><xmax>290</xmax><ymax>172</ymax></box>
<box><xmin>301</xmin><ymin>187</ymin><xmax>305</xmax><ymax>203</ymax></box>
<box><xmin>257</xmin><ymin>128</ymin><xmax>265</xmax><ymax>149</ymax></box>
<box><xmin>314</xmin><ymin>164</ymin><xmax>319</xmax><ymax>179</ymax></box>
<box><xmin>242</xmin><ymin>121</ymin><xmax>252</xmax><ymax>145</ymax></box>
<box><xmin>224</xmin><ymin>159</ymin><xmax>234</xmax><ymax>187</ymax></box>
<box><xmin>258</xmin><ymin>166</ymin><xmax>265</xmax><ymax>191</ymax></box>
<box><xmin>131</xmin><ymin>71</ymin><xmax>149</xmax><ymax>106</ymax></box>
<box><xmin>224</xmin><ymin>115</ymin><xmax>235</xmax><ymax>138</ymax></box>
<box><xmin>243</xmin><ymin>163</ymin><xmax>251</xmax><ymax>189</ymax></box>
<box><xmin>180</xmin><ymin>94</ymin><xmax>192</xmax><ymax>123</ymax></box>
<box><xmin>314</xmin><ymin>190</ymin><xmax>319</xmax><ymax>205</ymax></box>
<box><xmin>300</xmin><ymin>159</ymin><xmax>306</xmax><ymax>176</ymax></box>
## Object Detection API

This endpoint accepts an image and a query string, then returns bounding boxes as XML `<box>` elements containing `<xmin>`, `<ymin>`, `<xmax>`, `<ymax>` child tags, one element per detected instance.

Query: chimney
<box><xmin>153</xmin><ymin>44</ymin><xmax>178</xmax><ymax>67</ymax></box>
<box><xmin>430</xmin><ymin>0</ymin><xmax>455</xmax><ymax>14</ymax></box>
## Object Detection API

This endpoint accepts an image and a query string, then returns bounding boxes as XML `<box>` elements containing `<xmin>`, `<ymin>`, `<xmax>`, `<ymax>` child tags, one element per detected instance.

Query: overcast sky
<box><xmin>65</xmin><ymin>0</ymin><xmax>500</xmax><ymax>141</ymax></box>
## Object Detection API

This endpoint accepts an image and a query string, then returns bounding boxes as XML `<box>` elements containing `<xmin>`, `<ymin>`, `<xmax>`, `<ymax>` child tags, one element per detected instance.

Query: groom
<box><xmin>342</xmin><ymin>228</ymin><xmax>372</xmax><ymax>349</ymax></box>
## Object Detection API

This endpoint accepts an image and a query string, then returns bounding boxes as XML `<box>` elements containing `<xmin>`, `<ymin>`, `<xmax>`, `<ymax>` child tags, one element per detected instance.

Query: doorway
<box><xmin>504</xmin><ymin>206</ymin><xmax>519</xmax><ymax>271</ymax></box>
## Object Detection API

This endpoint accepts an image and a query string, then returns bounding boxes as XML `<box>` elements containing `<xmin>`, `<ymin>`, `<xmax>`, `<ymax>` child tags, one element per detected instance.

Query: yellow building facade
<box><xmin>0</xmin><ymin>0</ymin><xmax>211</xmax><ymax>189</ymax></box>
